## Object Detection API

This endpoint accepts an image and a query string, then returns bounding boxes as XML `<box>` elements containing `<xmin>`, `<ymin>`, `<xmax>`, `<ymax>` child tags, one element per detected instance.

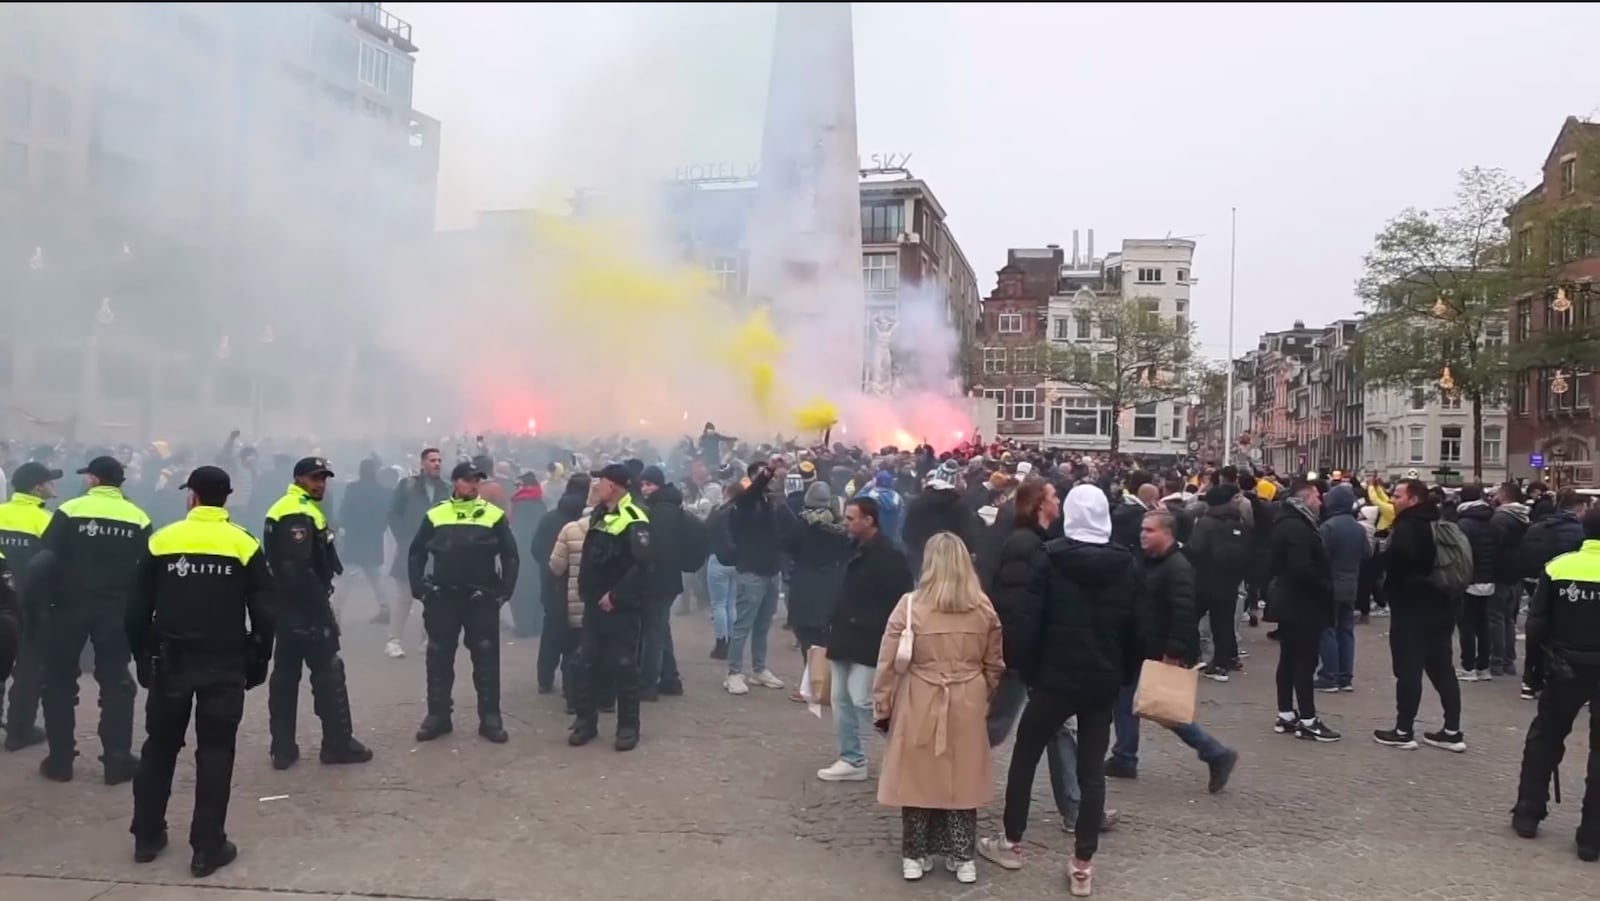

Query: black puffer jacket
<box><xmin>1266</xmin><ymin>500</ymin><xmax>1334</xmax><ymax>627</ymax></box>
<box><xmin>1013</xmin><ymin>538</ymin><xmax>1143</xmax><ymax>702</ymax></box>
<box><xmin>641</xmin><ymin>483</ymin><xmax>688</xmax><ymax>598</ymax></box>
<box><xmin>1109</xmin><ymin>497</ymin><xmax>1146</xmax><ymax>550</ymax></box>
<box><xmin>1453</xmin><ymin>500</ymin><xmax>1497</xmax><ymax>585</ymax></box>
<box><xmin>1139</xmin><ymin>546</ymin><xmax>1200</xmax><ymax>666</ymax></box>
<box><xmin>1185</xmin><ymin>500</ymin><xmax>1251</xmax><ymax>601</ymax></box>
<box><xmin>1489</xmin><ymin>503</ymin><xmax>1531</xmax><ymax>585</ymax></box>
<box><xmin>827</xmin><ymin>533</ymin><xmax>913</xmax><ymax>667</ymax></box>
<box><xmin>1517</xmin><ymin>509</ymin><xmax>1585</xmax><ymax>580</ymax></box>
<box><xmin>987</xmin><ymin>524</ymin><xmax>1049</xmax><ymax>673</ymax></box>
<box><xmin>902</xmin><ymin>487</ymin><xmax>982</xmax><ymax>574</ymax></box>
<box><xmin>532</xmin><ymin>487</ymin><xmax>588</xmax><ymax>617</ymax></box>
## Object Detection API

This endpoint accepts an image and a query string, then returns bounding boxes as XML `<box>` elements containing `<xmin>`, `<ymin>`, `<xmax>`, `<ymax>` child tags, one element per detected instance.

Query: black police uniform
<box><xmin>1513</xmin><ymin>535</ymin><xmax>1600</xmax><ymax>860</ymax></box>
<box><xmin>0</xmin><ymin>553</ymin><xmax>18</xmax><ymax>684</ymax></box>
<box><xmin>264</xmin><ymin>458</ymin><xmax>372</xmax><ymax>769</ymax></box>
<box><xmin>126</xmin><ymin>467</ymin><xmax>273</xmax><ymax>877</ymax></box>
<box><xmin>569</xmin><ymin>468</ymin><xmax>653</xmax><ymax>751</ymax></box>
<box><xmin>407</xmin><ymin>462</ymin><xmax>520</xmax><ymax>743</ymax></box>
<box><xmin>38</xmin><ymin>456</ymin><xmax>151</xmax><ymax>783</ymax></box>
<box><xmin>0</xmin><ymin>462</ymin><xmax>58</xmax><ymax>750</ymax></box>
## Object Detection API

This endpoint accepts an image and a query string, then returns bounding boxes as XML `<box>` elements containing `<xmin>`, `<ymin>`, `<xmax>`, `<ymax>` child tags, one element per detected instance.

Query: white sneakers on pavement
<box><xmin>902</xmin><ymin>857</ymin><xmax>931</xmax><ymax>880</ymax></box>
<box><xmin>724</xmin><ymin>673</ymin><xmax>750</xmax><ymax>695</ymax></box>
<box><xmin>750</xmin><ymin>669</ymin><xmax>785</xmax><ymax>689</ymax></box>
<box><xmin>384</xmin><ymin>639</ymin><xmax>405</xmax><ymax>659</ymax></box>
<box><xmin>816</xmin><ymin>759</ymin><xmax>868</xmax><ymax>782</ymax></box>
<box><xmin>945</xmin><ymin>858</ymin><xmax>978</xmax><ymax>884</ymax></box>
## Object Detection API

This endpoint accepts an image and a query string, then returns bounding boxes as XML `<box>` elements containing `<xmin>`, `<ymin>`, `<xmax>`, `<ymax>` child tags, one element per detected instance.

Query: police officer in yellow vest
<box><xmin>38</xmin><ymin>455</ymin><xmax>151</xmax><ymax>784</ymax></box>
<box><xmin>568</xmin><ymin>463</ymin><xmax>653</xmax><ymax>752</ymax></box>
<box><xmin>264</xmin><ymin>457</ymin><xmax>373</xmax><ymax>770</ymax></box>
<box><xmin>1513</xmin><ymin>506</ymin><xmax>1600</xmax><ymax>862</ymax></box>
<box><xmin>407</xmin><ymin>460</ymin><xmax>520</xmax><ymax>744</ymax></box>
<box><xmin>0</xmin><ymin>460</ymin><xmax>59</xmax><ymax>751</ymax></box>
<box><xmin>126</xmin><ymin>465</ymin><xmax>273</xmax><ymax>877</ymax></box>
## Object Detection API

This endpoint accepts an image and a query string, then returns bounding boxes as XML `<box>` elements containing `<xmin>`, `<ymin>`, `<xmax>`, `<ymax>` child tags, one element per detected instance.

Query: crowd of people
<box><xmin>2</xmin><ymin>426</ymin><xmax>1599</xmax><ymax>893</ymax></box>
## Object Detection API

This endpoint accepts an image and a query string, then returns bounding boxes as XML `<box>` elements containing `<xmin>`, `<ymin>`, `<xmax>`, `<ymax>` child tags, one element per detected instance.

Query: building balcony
<box><xmin>325</xmin><ymin>2</ymin><xmax>417</xmax><ymax>53</ymax></box>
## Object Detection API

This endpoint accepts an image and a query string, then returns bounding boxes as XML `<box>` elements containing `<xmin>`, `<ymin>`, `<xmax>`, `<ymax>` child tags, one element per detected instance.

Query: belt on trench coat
<box><xmin>907</xmin><ymin>663</ymin><xmax>983</xmax><ymax>758</ymax></box>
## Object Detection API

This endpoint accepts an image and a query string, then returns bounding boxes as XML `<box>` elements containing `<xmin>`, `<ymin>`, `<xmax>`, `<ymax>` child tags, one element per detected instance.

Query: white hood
<box><xmin>1062</xmin><ymin>484</ymin><xmax>1112</xmax><ymax>544</ymax></box>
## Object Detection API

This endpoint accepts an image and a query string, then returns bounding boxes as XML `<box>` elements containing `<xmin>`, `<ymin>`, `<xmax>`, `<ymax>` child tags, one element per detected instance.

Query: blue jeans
<box><xmin>705</xmin><ymin>557</ymin><xmax>737</xmax><ymax>641</ymax></box>
<box><xmin>639</xmin><ymin>592</ymin><xmax>680</xmax><ymax>690</ymax></box>
<box><xmin>728</xmin><ymin>572</ymin><xmax>779</xmax><ymax>675</ymax></box>
<box><xmin>1111</xmin><ymin>677</ymin><xmax>1230</xmax><ymax>766</ymax></box>
<box><xmin>1317</xmin><ymin>605</ymin><xmax>1356</xmax><ymax>687</ymax></box>
<box><xmin>829</xmin><ymin>660</ymin><xmax>875</xmax><ymax>767</ymax></box>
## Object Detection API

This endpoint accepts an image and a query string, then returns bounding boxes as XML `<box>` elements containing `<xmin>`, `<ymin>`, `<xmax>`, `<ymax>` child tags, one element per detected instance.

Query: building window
<box><xmin>1137</xmin><ymin>298</ymin><xmax>1160</xmax><ymax>327</ymax></box>
<box><xmin>1483</xmin><ymin>425</ymin><xmax>1502</xmax><ymax>462</ymax></box>
<box><xmin>358</xmin><ymin>41</ymin><xmax>391</xmax><ymax>92</ymax></box>
<box><xmin>709</xmin><ymin>257</ymin><xmax>739</xmax><ymax>294</ymax></box>
<box><xmin>983</xmin><ymin>388</ymin><xmax>1006</xmax><ymax>420</ymax></box>
<box><xmin>997</xmin><ymin>313</ymin><xmax>1023</xmax><ymax>334</ymax></box>
<box><xmin>1440</xmin><ymin>425</ymin><xmax>1462</xmax><ymax>464</ymax></box>
<box><xmin>860</xmin><ymin>201</ymin><xmax>904</xmax><ymax>244</ymax></box>
<box><xmin>1053</xmin><ymin>317</ymin><xmax>1071</xmax><ymax>341</ymax></box>
<box><xmin>1177</xmin><ymin>268</ymin><xmax>1189</xmax><ymax>283</ymax></box>
<box><xmin>1517</xmin><ymin>227</ymin><xmax>1533</xmax><ymax>263</ymax></box>
<box><xmin>2</xmin><ymin>141</ymin><xmax>26</xmax><ymax>188</ymax></box>
<box><xmin>1171</xmin><ymin>407</ymin><xmax>1183</xmax><ymax>441</ymax></box>
<box><xmin>1408</xmin><ymin>425</ymin><xmax>1425</xmax><ymax>462</ymax></box>
<box><xmin>1410</xmin><ymin>386</ymin><xmax>1426</xmax><ymax>410</ymax></box>
<box><xmin>1011</xmin><ymin>388</ymin><xmax>1037</xmax><ymax>422</ymax></box>
<box><xmin>1562</xmin><ymin>157</ymin><xmax>1578</xmax><ymax>196</ymax></box>
<box><xmin>4</xmin><ymin>77</ymin><xmax>30</xmax><ymax>128</ymax></box>
<box><xmin>1442</xmin><ymin>391</ymin><xmax>1461</xmax><ymax>410</ymax></box>
<box><xmin>1136</xmin><ymin>267</ymin><xmax>1162</xmax><ymax>283</ymax></box>
<box><xmin>1075</xmin><ymin>314</ymin><xmax>1091</xmax><ymax>339</ymax></box>
<box><xmin>1513</xmin><ymin>373</ymin><xmax>1529</xmax><ymax>413</ymax></box>
<box><xmin>1516</xmin><ymin>299</ymin><xmax>1531</xmax><ymax>342</ymax></box>
<box><xmin>862</xmin><ymin>252</ymin><xmax>898</xmax><ymax>292</ymax></box>
<box><xmin>1484</xmin><ymin>325</ymin><xmax>1505</xmax><ymax>350</ymax></box>
<box><xmin>1050</xmin><ymin>395</ymin><xmax>1113</xmax><ymax>437</ymax></box>
<box><xmin>1133</xmin><ymin>403</ymin><xmax>1158</xmax><ymax>438</ymax></box>
<box><xmin>1012</xmin><ymin>347</ymin><xmax>1035</xmax><ymax>373</ymax></box>
<box><xmin>982</xmin><ymin>348</ymin><xmax>1007</xmax><ymax>375</ymax></box>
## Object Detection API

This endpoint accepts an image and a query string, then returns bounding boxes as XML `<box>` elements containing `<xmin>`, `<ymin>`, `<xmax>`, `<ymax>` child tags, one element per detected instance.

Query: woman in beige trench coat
<box><xmin>873</xmin><ymin>532</ymin><xmax>1005</xmax><ymax>884</ymax></box>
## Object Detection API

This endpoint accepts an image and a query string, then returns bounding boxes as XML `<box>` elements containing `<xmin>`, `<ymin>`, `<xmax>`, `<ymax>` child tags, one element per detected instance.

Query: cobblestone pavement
<box><xmin>0</xmin><ymin>589</ymin><xmax>1593</xmax><ymax>901</ymax></box>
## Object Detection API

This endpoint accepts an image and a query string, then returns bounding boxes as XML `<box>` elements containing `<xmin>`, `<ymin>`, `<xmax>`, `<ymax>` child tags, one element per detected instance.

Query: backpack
<box><xmin>678</xmin><ymin>514</ymin><xmax>710</xmax><ymax>573</ymax></box>
<box><xmin>1428</xmin><ymin>521</ymin><xmax>1473</xmax><ymax>594</ymax></box>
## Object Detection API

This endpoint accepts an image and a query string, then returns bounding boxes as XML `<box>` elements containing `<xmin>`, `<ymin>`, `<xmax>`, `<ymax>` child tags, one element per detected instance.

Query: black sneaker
<box><xmin>657</xmin><ymin>681</ymin><xmax>684</xmax><ymax>697</ymax></box>
<box><xmin>1373</xmin><ymin>728</ymin><xmax>1418</xmax><ymax>750</ymax></box>
<box><xmin>537</xmin><ymin>683</ymin><xmax>554</xmax><ymax>695</ymax></box>
<box><xmin>190</xmin><ymin>840</ymin><xmax>238</xmax><ymax>878</ymax></box>
<box><xmin>568</xmin><ymin>721</ymin><xmax>598</xmax><ymax>747</ymax></box>
<box><xmin>4</xmin><ymin>725</ymin><xmax>46</xmax><ymax>752</ymax></box>
<box><xmin>1202</xmin><ymin>664</ymin><xmax>1230</xmax><ymax>683</ymax></box>
<box><xmin>270</xmin><ymin>746</ymin><xmax>300</xmax><ymax>771</ymax></box>
<box><xmin>1511</xmin><ymin>812</ymin><xmax>1540</xmax><ymax>839</ymax></box>
<box><xmin>1104</xmin><ymin>757</ymin><xmax>1138</xmax><ymax>779</ymax></box>
<box><xmin>1273</xmin><ymin>716</ymin><xmax>1298</xmax><ymax>735</ymax></box>
<box><xmin>1422</xmin><ymin>729</ymin><xmax>1467</xmax><ymax>753</ymax></box>
<box><xmin>1207</xmin><ymin>749</ymin><xmax>1238</xmax><ymax>794</ymax></box>
<box><xmin>39</xmin><ymin>755</ymin><xmax>73</xmax><ymax>782</ymax></box>
<box><xmin>640</xmin><ymin>686</ymin><xmax>660</xmax><ymax>703</ymax></box>
<box><xmin>478</xmin><ymin>716</ymin><xmax>509</xmax><ymax>744</ymax></box>
<box><xmin>320</xmin><ymin>738</ymin><xmax>374</xmax><ymax>764</ymax></box>
<box><xmin>709</xmin><ymin>638</ymin><xmax>729</xmax><ymax>660</ymax></box>
<box><xmin>614</xmin><ymin>726</ymin><xmax>639</xmax><ymax>752</ymax></box>
<box><xmin>1296</xmin><ymin>719</ymin><xmax>1341</xmax><ymax>742</ymax></box>
<box><xmin>133</xmin><ymin>831</ymin><xmax>167</xmax><ymax>864</ymax></box>
<box><xmin>1314</xmin><ymin>679</ymin><xmax>1340</xmax><ymax>693</ymax></box>
<box><xmin>1248</xmin><ymin>613</ymin><xmax>1260</xmax><ymax>627</ymax></box>
<box><xmin>103</xmin><ymin>752</ymin><xmax>139</xmax><ymax>786</ymax></box>
<box><xmin>1520</xmin><ymin>684</ymin><xmax>1537</xmax><ymax>701</ymax></box>
<box><xmin>414</xmin><ymin>714</ymin><xmax>452</xmax><ymax>742</ymax></box>
<box><xmin>1501</xmin><ymin>661</ymin><xmax>1519</xmax><ymax>677</ymax></box>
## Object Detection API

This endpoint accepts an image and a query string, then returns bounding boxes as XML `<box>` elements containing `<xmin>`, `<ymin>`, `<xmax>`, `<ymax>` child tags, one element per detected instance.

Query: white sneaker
<box><xmin>750</xmin><ymin>669</ymin><xmax>785</xmax><ymax>689</ymax></box>
<box><xmin>902</xmin><ymin>857</ymin><xmax>930</xmax><ymax>881</ymax></box>
<box><xmin>724</xmin><ymin>673</ymin><xmax>750</xmax><ymax>695</ymax></box>
<box><xmin>946</xmin><ymin>858</ymin><xmax>978</xmax><ymax>883</ymax></box>
<box><xmin>385</xmin><ymin>639</ymin><xmax>405</xmax><ymax>659</ymax></box>
<box><xmin>1476</xmin><ymin>669</ymin><xmax>1493</xmax><ymax>682</ymax></box>
<box><xmin>816</xmin><ymin>759</ymin><xmax>868</xmax><ymax>782</ymax></box>
<box><xmin>1455</xmin><ymin>669</ymin><xmax>1477</xmax><ymax>682</ymax></box>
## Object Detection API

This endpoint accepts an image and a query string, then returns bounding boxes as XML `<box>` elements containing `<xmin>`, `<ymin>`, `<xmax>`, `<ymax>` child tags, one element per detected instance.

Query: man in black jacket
<box><xmin>723</xmin><ymin>463</ymin><xmax>792</xmax><ymax>695</ymax></box>
<box><xmin>1266</xmin><ymin>481</ymin><xmax>1340</xmax><ymax>742</ymax></box>
<box><xmin>816</xmin><ymin>497</ymin><xmax>911</xmax><ymax>783</ymax></box>
<box><xmin>1517</xmin><ymin>488</ymin><xmax>1588</xmax><ymax>701</ymax></box>
<box><xmin>1374</xmin><ymin>478</ymin><xmax>1465</xmax><ymax>752</ymax></box>
<box><xmin>1106</xmin><ymin>510</ymin><xmax>1238</xmax><ymax>792</ymax></box>
<box><xmin>1489</xmin><ymin>483</ymin><xmax>1532</xmax><ymax>677</ymax></box>
<box><xmin>901</xmin><ymin>470</ymin><xmax>982</xmax><ymax>577</ymax></box>
<box><xmin>384</xmin><ymin>448</ymin><xmax>447</xmax><ymax>658</ymax></box>
<box><xmin>637</xmin><ymin>467</ymin><xmax>685</xmax><ymax>701</ymax></box>
<box><xmin>531</xmin><ymin>476</ymin><xmax>589</xmax><ymax>696</ymax></box>
<box><xmin>1188</xmin><ymin>484</ymin><xmax>1253</xmax><ymax>681</ymax></box>
<box><xmin>1453</xmin><ymin>485</ymin><xmax>1499</xmax><ymax>682</ymax></box>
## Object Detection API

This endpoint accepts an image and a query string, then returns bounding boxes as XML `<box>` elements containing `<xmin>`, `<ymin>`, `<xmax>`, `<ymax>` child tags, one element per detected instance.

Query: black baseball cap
<box><xmin>179</xmin><ymin>465</ymin><xmax>232</xmax><ymax>495</ymax></box>
<box><xmin>293</xmin><ymin>456</ymin><xmax>335</xmax><ymax>479</ymax></box>
<box><xmin>10</xmin><ymin>461</ymin><xmax>63</xmax><ymax>492</ymax></box>
<box><xmin>450</xmin><ymin>460</ymin><xmax>486</xmax><ymax>481</ymax></box>
<box><xmin>590</xmin><ymin>463</ymin><xmax>631</xmax><ymax>487</ymax></box>
<box><xmin>76</xmin><ymin>455</ymin><xmax>125</xmax><ymax>485</ymax></box>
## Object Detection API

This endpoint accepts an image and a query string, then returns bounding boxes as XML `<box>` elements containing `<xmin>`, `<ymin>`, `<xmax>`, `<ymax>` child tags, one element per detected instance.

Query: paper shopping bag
<box><xmin>804</xmin><ymin>645</ymin><xmax>832</xmax><ymax>708</ymax></box>
<box><xmin>1132</xmin><ymin>659</ymin><xmax>1197</xmax><ymax>728</ymax></box>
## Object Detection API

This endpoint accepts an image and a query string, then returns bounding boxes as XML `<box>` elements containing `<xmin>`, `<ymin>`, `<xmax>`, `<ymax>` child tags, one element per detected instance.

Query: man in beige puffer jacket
<box><xmin>550</xmin><ymin>480</ymin><xmax>608</xmax><ymax>712</ymax></box>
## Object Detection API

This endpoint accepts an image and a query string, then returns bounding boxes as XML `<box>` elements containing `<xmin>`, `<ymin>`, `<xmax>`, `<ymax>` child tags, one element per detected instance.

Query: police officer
<box><xmin>264</xmin><ymin>457</ymin><xmax>373</xmax><ymax>770</ymax></box>
<box><xmin>568</xmin><ymin>463</ymin><xmax>653</xmax><ymax>752</ymax></box>
<box><xmin>407</xmin><ymin>460</ymin><xmax>519</xmax><ymax>744</ymax></box>
<box><xmin>38</xmin><ymin>455</ymin><xmax>151</xmax><ymax>784</ymax></box>
<box><xmin>1513</xmin><ymin>506</ymin><xmax>1600</xmax><ymax>862</ymax></box>
<box><xmin>0</xmin><ymin>553</ymin><xmax>18</xmax><ymax>685</ymax></box>
<box><xmin>126</xmin><ymin>465</ymin><xmax>273</xmax><ymax>877</ymax></box>
<box><xmin>0</xmin><ymin>460</ymin><xmax>58</xmax><ymax>750</ymax></box>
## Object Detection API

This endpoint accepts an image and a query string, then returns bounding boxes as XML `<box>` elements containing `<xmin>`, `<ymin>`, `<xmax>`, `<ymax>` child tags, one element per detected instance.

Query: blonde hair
<box><xmin>914</xmin><ymin>532</ymin><xmax>987</xmax><ymax>614</ymax></box>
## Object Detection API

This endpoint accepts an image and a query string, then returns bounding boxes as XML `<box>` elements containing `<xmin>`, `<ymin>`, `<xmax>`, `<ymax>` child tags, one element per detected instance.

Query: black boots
<box><xmin>478</xmin><ymin>715</ymin><xmax>508</xmax><ymax>744</ymax></box>
<box><xmin>568</xmin><ymin>720</ymin><xmax>598</xmax><ymax>747</ymax></box>
<box><xmin>191</xmin><ymin>840</ymin><xmax>238</xmax><ymax>878</ymax></box>
<box><xmin>615</xmin><ymin>726</ymin><xmax>639</xmax><ymax>752</ymax></box>
<box><xmin>320</xmin><ymin>738</ymin><xmax>373</xmax><ymax>764</ymax></box>
<box><xmin>271</xmin><ymin>746</ymin><xmax>300</xmax><ymax>771</ymax></box>
<box><xmin>39</xmin><ymin>754</ymin><xmax>73</xmax><ymax>782</ymax></box>
<box><xmin>133</xmin><ymin>831</ymin><xmax>168</xmax><ymax>864</ymax></box>
<box><xmin>415</xmin><ymin>714</ymin><xmax>452</xmax><ymax>742</ymax></box>
<box><xmin>709</xmin><ymin>638</ymin><xmax>728</xmax><ymax>660</ymax></box>
<box><xmin>103</xmin><ymin>752</ymin><xmax>139</xmax><ymax>786</ymax></box>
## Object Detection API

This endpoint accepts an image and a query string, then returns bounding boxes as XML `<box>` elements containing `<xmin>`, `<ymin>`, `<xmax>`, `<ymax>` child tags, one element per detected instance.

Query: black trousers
<box><xmin>536</xmin><ymin>609</ymin><xmax>569</xmax><ymax>690</ymax></box>
<box><xmin>1202</xmin><ymin>587</ymin><xmax>1240</xmax><ymax>665</ymax></box>
<box><xmin>1357</xmin><ymin>553</ymin><xmax>1383</xmax><ymax>614</ymax></box>
<box><xmin>509</xmin><ymin>571</ymin><xmax>542</xmax><ymax>637</ymax></box>
<box><xmin>1275</xmin><ymin>620</ymin><xmax>1322</xmax><ymax>719</ymax></box>
<box><xmin>421</xmin><ymin>590</ymin><xmax>501</xmax><ymax>720</ymax></box>
<box><xmin>130</xmin><ymin>673</ymin><xmax>246</xmax><ymax>853</ymax></box>
<box><xmin>1514</xmin><ymin>663</ymin><xmax>1600</xmax><ymax>836</ymax></box>
<box><xmin>572</xmin><ymin>608</ymin><xmax>640</xmax><ymax>730</ymax></box>
<box><xmin>1389</xmin><ymin>609</ymin><xmax>1461</xmax><ymax>733</ymax></box>
<box><xmin>3</xmin><ymin>623</ymin><xmax>42</xmax><ymax>737</ymax></box>
<box><xmin>41</xmin><ymin>605</ymin><xmax>136</xmax><ymax>761</ymax></box>
<box><xmin>1457</xmin><ymin>593</ymin><xmax>1491</xmax><ymax>672</ymax></box>
<box><xmin>794</xmin><ymin>624</ymin><xmax>828</xmax><ymax>671</ymax></box>
<box><xmin>1001</xmin><ymin>688</ymin><xmax>1113</xmax><ymax>862</ymax></box>
<box><xmin>267</xmin><ymin>624</ymin><xmax>355</xmax><ymax>754</ymax></box>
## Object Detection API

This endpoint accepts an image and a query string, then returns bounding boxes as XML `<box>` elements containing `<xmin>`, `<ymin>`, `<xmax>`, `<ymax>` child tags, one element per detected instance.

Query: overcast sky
<box><xmin>387</xmin><ymin>1</ymin><xmax>1600</xmax><ymax>362</ymax></box>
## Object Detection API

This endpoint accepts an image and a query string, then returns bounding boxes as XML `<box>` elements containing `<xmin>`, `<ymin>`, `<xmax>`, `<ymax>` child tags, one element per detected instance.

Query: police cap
<box><xmin>10</xmin><ymin>461</ymin><xmax>63</xmax><ymax>492</ymax></box>
<box><xmin>450</xmin><ymin>460</ymin><xmax>486</xmax><ymax>482</ymax></box>
<box><xmin>76</xmin><ymin>455</ymin><xmax>125</xmax><ymax>486</ymax></box>
<box><xmin>293</xmin><ymin>456</ymin><xmax>335</xmax><ymax>479</ymax></box>
<box><xmin>590</xmin><ymin>463</ymin><xmax>631</xmax><ymax>488</ymax></box>
<box><xmin>180</xmin><ymin>465</ymin><xmax>232</xmax><ymax>495</ymax></box>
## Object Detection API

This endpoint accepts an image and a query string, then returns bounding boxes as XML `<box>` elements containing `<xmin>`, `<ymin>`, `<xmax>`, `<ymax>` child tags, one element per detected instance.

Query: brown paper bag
<box><xmin>806</xmin><ymin>645</ymin><xmax>832</xmax><ymax>707</ymax></box>
<box><xmin>1132</xmin><ymin>659</ymin><xmax>1197</xmax><ymax>727</ymax></box>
